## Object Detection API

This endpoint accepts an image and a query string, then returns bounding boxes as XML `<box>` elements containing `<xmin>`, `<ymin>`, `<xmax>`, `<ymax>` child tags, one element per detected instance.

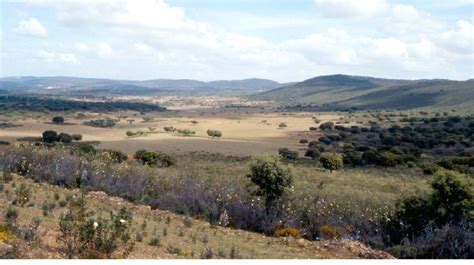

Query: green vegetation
<box><xmin>247</xmin><ymin>155</ymin><xmax>294</xmax><ymax>211</ymax></box>
<box><xmin>134</xmin><ymin>150</ymin><xmax>177</xmax><ymax>167</ymax></box>
<box><xmin>383</xmin><ymin>170</ymin><xmax>473</xmax><ymax>258</ymax></box>
<box><xmin>52</xmin><ymin>116</ymin><xmax>65</xmax><ymax>124</ymax></box>
<box><xmin>83</xmin><ymin>118</ymin><xmax>117</xmax><ymax>128</ymax></box>
<box><xmin>58</xmin><ymin>196</ymin><xmax>134</xmax><ymax>258</ymax></box>
<box><xmin>206</xmin><ymin>129</ymin><xmax>222</xmax><ymax>139</ymax></box>
<box><xmin>319</xmin><ymin>152</ymin><xmax>344</xmax><ymax>172</ymax></box>
<box><xmin>0</xmin><ymin>95</ymin><xmax>166</xmax><ymax>112</ymax></box>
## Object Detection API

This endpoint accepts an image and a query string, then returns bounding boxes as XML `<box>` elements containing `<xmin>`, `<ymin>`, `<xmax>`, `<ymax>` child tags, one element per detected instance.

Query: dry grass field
<box><xmin>0</xmin><ymin>109</ymin><xmax>343</xmax><ymax>155</ymax></box>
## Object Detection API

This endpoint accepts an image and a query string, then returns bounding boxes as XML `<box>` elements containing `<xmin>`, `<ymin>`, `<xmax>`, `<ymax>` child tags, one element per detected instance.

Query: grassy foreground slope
<box><xmin>253</xmin><ymin>75</ymin><xmax>474</xmax><ymax>111</ymax></box>
<box><xmin>0</xmin><ymin>175</ymin><xmax>393</xmax><ymax>259</ymax></box>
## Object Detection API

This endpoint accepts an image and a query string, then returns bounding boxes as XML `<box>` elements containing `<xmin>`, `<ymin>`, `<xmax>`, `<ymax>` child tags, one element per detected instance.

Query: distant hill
<box><xmin>253</xmin><ymin>74</ymin><xmax>474</xmax><ymax>111</ymax></box>
<box><xmin>0</xmin><ymin>76</ymin><xmax>285</xmax><ymax>94</ymax></box>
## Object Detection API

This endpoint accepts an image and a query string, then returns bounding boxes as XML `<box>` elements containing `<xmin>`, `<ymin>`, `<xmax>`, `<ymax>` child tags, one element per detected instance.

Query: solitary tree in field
<box><xmin>247</xmin><ymin>155</ymin><xmax>294</xmax><ymax>212</ymax></box>
<box><xmin>278</xmin><ymin>122</ymin><xmax>287</xmax><ymax>129</ymax></box>
<box><xmin>52</xmin><ymin>116</ymin><xmax>65</xmax><ymax>124</ymax></box>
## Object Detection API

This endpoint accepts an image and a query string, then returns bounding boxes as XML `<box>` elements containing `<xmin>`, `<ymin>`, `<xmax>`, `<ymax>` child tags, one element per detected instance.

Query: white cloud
<box><xmin>14</xmin><ymin>17</ymin><xmax>48</xmax><ymax>37</ymax></box>
<box><xmin>384</xmin><ymin>4</ymin><xmax>445</xmax><ymax>37</ymax></box>
<box><xmin>74</xmin><ymin>42</ymin><xmax>89</xmax><ymax>52</ymax></box>
<box><xmin>314</xmin><ymin>0</ymin><xmax>388</xmax><ymax>19</ymax></box>
<box><xmin>96</xmin><ymin>42</ymin><xmax>115</xmax><ymax>59</ymax></box>
<box><xmin>38</xmin><ymin>50</ymin><xmax>79</xmax><ymax>64</ymax></box>
<box><xmin>16</xmin><ymin>0</ymin><xmax>474</xmax><ymax>81</ymax></box>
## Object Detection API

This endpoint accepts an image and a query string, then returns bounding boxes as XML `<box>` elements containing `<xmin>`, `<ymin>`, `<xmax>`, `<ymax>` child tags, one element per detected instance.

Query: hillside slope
<box><xmin>0</xmin><ymin>176</ymin><xmax>393</xmax><ymax>259</ymax></box>
<box><xmin>253</xmin><ymin>74</ymin><xmax>474</xmax><ymax>111</ymax></box>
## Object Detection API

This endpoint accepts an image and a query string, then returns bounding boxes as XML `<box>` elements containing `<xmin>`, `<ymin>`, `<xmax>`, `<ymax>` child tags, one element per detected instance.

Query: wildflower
<box><xmin>93</xmin><ymin>221</ymin><xmax>99</xmax><ymax>228</ymax></box>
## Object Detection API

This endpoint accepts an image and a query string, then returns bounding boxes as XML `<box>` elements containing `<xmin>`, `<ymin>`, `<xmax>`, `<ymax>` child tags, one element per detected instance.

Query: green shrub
<box><xmin>15</xmin><ymin>183</ymin><xmax>31</xmax><ymax>207</ymax></box>
<box><xmin>58</xmin><ymin>197</ymin><xmax>134</xmax><ymax>259</ymax></box>
<box><xmin>58</xmin><ymin>133</ymin><xmax>73</xmax><ymax>144</ymax></box>
<box><xmin>83</xmin><ymin>119</ymin><xmax>117</xmax><ymax>128</ymax></box>
<box><xmin>278</xmin><ymin>148</ymin><xmax>299</xmax><ymax>160</ymax></box>
<box><xmin>319</xmin><ymin>122</ymin><xmax>334</xmax><ymax>131</ymax></box>
<box><xmin>71</xmin><ymin>134</ymin><xmax>83</xmax><ymax>141</ymax></box>
<box><xmin>207</xmin><ymin>129</ymin><xmax>223</xmax><ymax>138</ymax></box>
<box><xmin>384</xmin><ymin>170</ymin><xmax>473</xmax><ymax>251</ymax></box>
<box><xmin>52</xmin><ymin>116</ymin><xmax>65</xmax><ymax>124</ymax></box>
<box><xmin>166</xmin><ymin>244</ymin><xmax>182</xmax><ymax>255</ymax></box>
<box><xmin>148</xmin><ymin>236</ymin><xmax>161</xmax><ymax>246</ymax></box>
<box><xmin>430</xmin><ymin>170</ymin><xmax>473</xmax><ymax>225</ymax></box>
<box><xmin>103</xmin><ymin>149</ymin><xmax>128</xmax><ymax>164</ymax></box>
<box><xmin>6</xmin><ymin>207</ymin><xmax>18</xmax><ymax>222</ymax></box>
<box><xmin>42</xmin><ymin>130</ymin><xmax>58</xmax><ymax>143</ymax></box>
<box><xmin>135</xmin><ymin>232</ymin><xmax>142</xmax><ymax>242</ymax></box>
<box><xmin>319</xmin><ymin>152</ymin><xmax>343</xmax><ymax>171</ymax></box>
<box><xmin>304</xmin><ymin>148</ymin><xmax>320</xmax><ymax>160</ymax></box>
<box><xmin>2</xmin><ymin>165</ymin><xmax>13</xmax><ymax>183</ymax></box>
<box><xmin>419</xmin><ymin>163</ymin><xmax>441</xmax><ymax>175</ymax></box>
<box><xmin>247</xmin><ymin>155</ymin><xmax>293</xmax><ymax>211</ymax></box>
<box><xmin>134</xmin><ymin>150</ymin><xmax>176</xmax><ymax>167</ymax></box>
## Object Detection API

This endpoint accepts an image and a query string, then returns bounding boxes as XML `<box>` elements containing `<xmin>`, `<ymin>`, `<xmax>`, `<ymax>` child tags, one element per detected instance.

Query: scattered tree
<box><xmin>207</xmin><ymin>129</ymin><xmax>222</xmax><ymax>139</ymax></box>
<box><xmin>319</xmin><ymin>122</ymin><xmax>334</xmax><ymax>131</ymax></box>
<box><xmin>42</xmin><ymin>130</ymin><xmax>58</xmax><ymax>143</ymax></box>
<box><xmin>52</xmin><ymin>116</ymin><xmax>65</xmax><ymax>124</ymax></box>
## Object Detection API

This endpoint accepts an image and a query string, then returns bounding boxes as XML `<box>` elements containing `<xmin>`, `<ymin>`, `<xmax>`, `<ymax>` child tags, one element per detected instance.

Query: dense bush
<box><xmin>304</xmin><ymin>148</ymin><xmax>320</xmax><ymax>160</ymax></box>
<box><xmin>207</xmin><ymin>129</ymin><xmax>222</xmax><ymax>138</ymax></box>
<box><xmin>42</xmin><ymin>130</ymin><xmax>58</xmax><ymax>143</ymax></box>
<box><xmin>134</xmin><ymin>150</ymin><xmax>176</xmax><ymax>167</ymax></box>
<box><xmin>318</xmin><ymin>136</ymin><xmax>332</xmax><ymax>145</ymax></box>
<box><xmin>103</xmin><ymin>149</ymin><xmax>128</xmax><ymax>163</ymax></box>
<box><xmin>52</xmin><ymin>116</ymin><xmax>65</xmax><ymax>124</ymax></box>
<box><xmin>278</xmin><ymin>148</ymin><xmax>299</xmax><ymax>160</ymax></box>
<box><xmin>84</xmin><ymin>119</ymin><xmax>117</xmax><ymax>128</ymax></box>
<box><xmin>247</xmin><ymin>155</ymin><xmax>293</xmax><ymax>211</ymax></box>
<box><xmin>58</xmin><ymin>133</ymin><xmax>73</xmax><ymax>143</ymax></box>
<box><xmin>419</xmin><ymin>163</ymin><xmax>441</xmax><ymax>175</ymax></box>
<box><xmin>0</xmin><ymin>95</ymin><xmax>166</xmax><ymax>112</ymax></box>
<box><xmin>319</xmin><ymin>152</ymin><xmax>343</xmax><ymax>171</ymax></box>
<box><xmin>319</xmin><ymin>122</ymin><xmax>334</xmax><ymax>131</ymax></box>
<box><xmin>383</xmin><ymin>170</ymin><xmax>473</xmax><ymax>258</ymax></box>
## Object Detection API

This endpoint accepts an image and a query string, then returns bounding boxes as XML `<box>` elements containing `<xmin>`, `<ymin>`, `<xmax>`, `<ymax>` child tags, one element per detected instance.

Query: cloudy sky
<box><xmin>1</xmin><ymin>0</ymin><xmax>473</xmax><ymax>82</ymax></box>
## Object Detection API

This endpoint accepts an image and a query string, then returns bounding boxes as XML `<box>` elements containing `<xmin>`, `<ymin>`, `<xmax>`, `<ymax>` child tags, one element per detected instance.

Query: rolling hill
<box><xmin>253</xmin><ymin>74</ymin><xmax>474</xmax><ymax>111</ymax></box>
<box><xmin>0</xmin><ymin>76</ymin><xmax>285</xmax><ymax>94</ymax></box>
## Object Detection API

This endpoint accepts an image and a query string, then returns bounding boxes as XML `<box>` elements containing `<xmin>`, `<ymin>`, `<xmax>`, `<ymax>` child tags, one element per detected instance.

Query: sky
<box><xmin>1</xmin><ymin>0</ymin><xmax>473</xmax><ymax>82</ymax></box>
